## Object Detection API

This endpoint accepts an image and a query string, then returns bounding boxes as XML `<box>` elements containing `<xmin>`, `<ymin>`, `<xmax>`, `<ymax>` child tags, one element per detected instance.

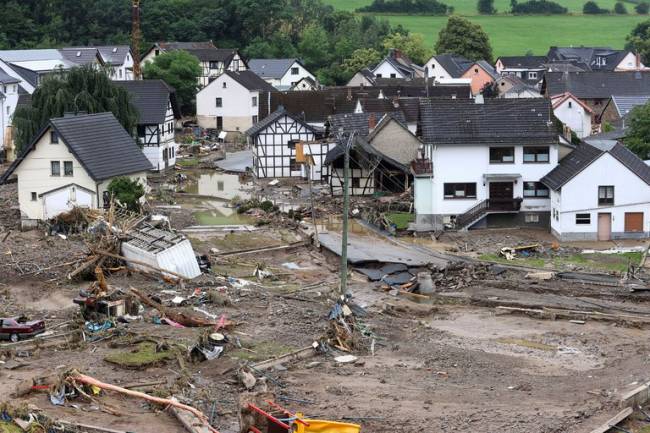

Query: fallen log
<box><xmin>251</xmin><ymin>345</ymin><xmax>316</xmax><ymax>371</ymax></box>
<box><xmin>66</xmin><ymin>372</ymin><xmax>219</xmax><ymax>433</ymax></box>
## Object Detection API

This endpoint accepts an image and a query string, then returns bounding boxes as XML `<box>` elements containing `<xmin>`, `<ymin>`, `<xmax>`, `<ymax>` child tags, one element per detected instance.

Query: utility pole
<box><xmin>307</xmin><ymin>161</ymin><xmax>320</xmax><ymax>248</ymax></box>
<box><xmin>131</xmin><ymin>0</ymin><xmax>142</xmax><ymax>80</ymax></box>
<box><xmin>340</xmin><ymin>131</ymin><xmax>355</xmax><ymax>294</ymax></box>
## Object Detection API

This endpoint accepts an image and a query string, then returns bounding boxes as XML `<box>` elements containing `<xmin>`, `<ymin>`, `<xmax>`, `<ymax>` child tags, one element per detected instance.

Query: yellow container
<box><xmin>291</xmin><ymin>418</ymin><xmax>361</xmax><ymax>433</ymax></box>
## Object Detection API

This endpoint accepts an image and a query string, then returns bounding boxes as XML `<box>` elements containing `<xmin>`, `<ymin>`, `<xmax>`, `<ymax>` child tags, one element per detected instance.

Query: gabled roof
<box><xmin>0</xmin><ymin>49</ymin><xmax>62</xmax><ymax>62</ymax></box>
<box><xmin>551</xmin><ymin>92</ymin><xmax>594</xmax><ymax>113</ymax></box>
<box><xmin>429</xmin><ymin>53</ymin><xmax>473</xmax><ymax>78</ymax></box>
<box><xmin>0</xmin><ymin>69</ymin><xmax>20</xmax><ymax>84</ymax></box>
<box><xmin>496</xmin><ymin>56</ymin><xmax>548</xmax><ymax>69</ymax></box>
<box><xmin>59</xmin><ymin>48</ymin><xmax>103</xmax><ymax>66</ymax></box>
<box><xmin>248</xmin><ymin>58</ymin><xmax>304</xmax><ymax>79</ymax></box>
<box><xmin>245</xmin><ymin>106</ymin><xmax>318</xmax><ymax>137</ymax></box>
<box><xmin>419</xmin><ymin>98</ymin><xmax>556</xmax><ymax>145</ymax></box>
<box><xmin>95</xmin><ymin>46</ymin><xmax>131</xmax><ymax>66</ymax></box>
<box><xmin>328</xmin><ymin>111</ymin><xmax>407</xmax><ymax>137</ymax></box>
<box><xmin>541</xmin><ymin>141</ymin><xmax>650</xmax><ymax>190</ymax></box>
<box><xmin>145</xmin><ymin>42</ymin><xmax>242</xmax><ymax>66</ymax></box>
<box><xmin>543</xmin><ymin>71</ymin><xmax>650</xmax><ymax>99</ymax></box>
<box><xmin>113</xmin><ymin>80</ymin><xmax>181</xmax><ymax>124</ymax></box>
<box><xmin>0</xmin><ymin>113</ymin><xmax>152</xmax><ymax>184</ymax></box>
<box><xmin>7</xmin><ymin>63</ymin><xmax>40</xmax><ymax>88</ymax></box>
<box><xmin>466</xmin><ymin>60</ymin><xmax>500</xmax><ymax>80</ymax></box>
<box><xmin>323</xmin><ymin>133</ymin><xmax>409</xmax><ymax>172</ymax></box>
<box><xmin>223</xmin><ymin>70</ymin><xmax>275</xmax><ymax>92</ymax></box>
<box><xmin>374</xmin><ymin>49</ymin><xmax>424</xmax><ymax>78</ymax></box>
<box><xmin>547</xmin><ymin>47</ymin><xmax>635</xmax><ymax>72</ymax></box>
<box><xmin>610</xmin><ymin>95</ymin><xmax>650</xmax><ymax>118</ymax></box>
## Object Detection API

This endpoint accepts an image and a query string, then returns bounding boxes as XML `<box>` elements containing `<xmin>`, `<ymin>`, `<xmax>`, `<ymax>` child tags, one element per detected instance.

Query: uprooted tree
<box><xmin>106</xmin><ymin>177</ymin><xmax>146</xmax><ymax>212</ymax></box>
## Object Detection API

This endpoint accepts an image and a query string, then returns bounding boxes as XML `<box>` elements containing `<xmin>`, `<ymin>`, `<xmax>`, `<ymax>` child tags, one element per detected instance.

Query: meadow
<box><xmin>324</xmin><ymin>0</ymin><xmax>648</xmax><ymax>56</ymax></box>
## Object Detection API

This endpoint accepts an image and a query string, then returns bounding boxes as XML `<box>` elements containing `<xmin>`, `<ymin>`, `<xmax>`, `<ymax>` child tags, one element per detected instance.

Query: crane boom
<box><xmin>131</xmin><ymin>0</ymin><xmax>142</xmax><ymax>80</ymax></box>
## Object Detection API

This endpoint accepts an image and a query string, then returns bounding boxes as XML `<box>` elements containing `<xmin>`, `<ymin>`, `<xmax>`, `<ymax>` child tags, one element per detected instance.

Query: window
<box><xmin>6</xmin><ymin>106</ymin><xmax>9</xmax><ymax>115</ymax></box>
<box><xmin>390</xmin><ymin>73</ymin><xmax>396</xmax><ymax>78</ymax></box>
<box><xmin>252</xmin><ymin>96</ymin><xmax>257</xmax><ymax>107</ymax></box>
<box><xmin>568</xmin><ymin>101</ymin><xmax>573</xmax><ymax>108</ymax></box>
<box><xmin>252</xmin><ymin>115</ymin><xmax>258</xmax><ymax>124</ymax></box>
<box><xmin>576</xmin><ymin>213</ymin><xmax>591</xmax><ymax>225</ymax></box>
<box><xmin>217</xmin><ymin>181</ymin><xmax>224</xmax><ymax>191</ymax></box>
<box><xmin>118</xmin><ymin>69</ymin><xmax>122</xmax><ymax>78</ymax></box>
<box><xmin>31</xmin><ymin>192</ymin><xmax>37</xmax><ymax>201</ymax></box>
<box><xmin>598</xmin><ymin>186</ymin><xmax>614</xmax><ymax>205</ymax></box>
<box><xmin>155</xmin><ymin>49</ymin><xmax>160</xmax><ymax>56</ymax></box>
<box><xmin>63</xmin><ymin>161</ymin><xmax>73</xmax><ymax>176</ymax></box>
<box><xmin>289</xmin><ymin>158</ymin><xmax>300</xmax><ymax>171</ymax></box>
<box><xmin>351</xmin><ymin>178</ymin><xmax>360</xmax><ymax>188</ymax></box>
<box><xmin>474</xmin><ymin>68</ymin><xmax>479</xmax><ymax>73</ymax></box>
<box><xmin>523</xmin><ymin>182</ymin><xmax>549</xmax><ymax>198</ymax></box>
<box><xmin>444</xmin><ymin>183</ymin><xmax>477</xmax><ymax>199</ymax></box>
<box><xmin>216</xmin><ymin>117</ymin><xmax>223</xmax><ymax>130</ymax></box>
<box><xmin>525</xmin><ymin>213</ymin><xmax>539</xmax><ymax>223</ymax></box>
<box><xmin>210</xmin><ymin>61</ymin><xmax>220</xmax><ymax>70</ymax></box>
<box><xmin>215</xmin><ymin>97</ymin><xmax>223</xmax><ymax>108</ymax></box>
<box><xmin>51</xmin><ymin>161</ymin><xmax>60</xmax><ymax>176</ymax></box>
<box><xmin>375</xmin><ymin>74</ymin><xmax>382</xmax><ymax>78</ymax></box>
<box><xmin>291</xmin><ymin>67</ymin><xmax>299</xmax><ymax>75</ymax></box>
<box><xmin>222</xmin><ymin>82</ymin><xmax>227</xmax><ymax>88</ymax></box>
<box><xmin>523</xmin><ymin>146</ymin><xmax>549</xmax><ymax>163</ymax></box>
<box><xmin>137</xmin><ymin>125</ymin><xmax>146</xmax><ymax>137</ymax></box>
<box><xmin>528</xmin><ymin>71</ymin><xmax>538</xmax><ymax>80</ymax></box>
<box><xmin>489</xmin><ymin>147</ymin><xmax>515</xmax><ymax>163</ymax></box>
<box><xmin>50</xmin><ymin>131</ymin><xmax>59</xmax><ymax>144</ymax></box>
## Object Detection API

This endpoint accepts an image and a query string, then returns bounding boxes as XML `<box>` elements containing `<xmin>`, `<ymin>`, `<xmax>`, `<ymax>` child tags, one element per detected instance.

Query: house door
<box><xmin>216</xmin><ymin>116</ymin><xmax>223</xmax><ymax>130</ymax></box>
<box><xmin>625</xmin><ymin>212</ymin><xmax>643</xmax><ymax>232</ymax></box>
<box><xmin>162</xmin><ymin>147</ymin><xmax>169</xmax><ymax>170</ymax></box>
<box><xmin>489</xmin><ymin>182</ymin><xmax>514</xmax><ymax>210</ymax></box>
<box><xmin>597</xmin><ymin>213</ymin><xmax>612</xmax><ymax>241</ymax></box>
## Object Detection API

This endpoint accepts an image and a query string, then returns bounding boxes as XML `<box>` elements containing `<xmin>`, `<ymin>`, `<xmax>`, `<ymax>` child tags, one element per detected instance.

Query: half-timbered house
<box><xmin>246</xmin><ymin>107</ymin><xmax>334</xmax><ymax>180</ymax></box>
<box><xmin>114</xmin><ymin>80</ymin><xmax>181</xmax><ymax>171</ymax></box>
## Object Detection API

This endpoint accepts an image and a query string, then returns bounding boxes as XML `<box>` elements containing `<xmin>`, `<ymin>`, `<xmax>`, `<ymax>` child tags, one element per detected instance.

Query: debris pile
<box><xmin>325</xmin><ymin>295</ymin><xmax>371</xmax><ymax>353</ymax></box>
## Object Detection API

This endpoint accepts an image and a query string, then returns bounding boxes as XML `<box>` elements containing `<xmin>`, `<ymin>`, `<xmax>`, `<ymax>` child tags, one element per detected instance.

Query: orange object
<box><xmin>295</xmin><ymin>142</ymin><xmax>305</xmax><ymax>163</ymax></box>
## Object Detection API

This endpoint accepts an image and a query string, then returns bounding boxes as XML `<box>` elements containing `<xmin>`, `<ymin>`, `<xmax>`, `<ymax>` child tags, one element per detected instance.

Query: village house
<box><xmin>412</xmin><ymin>98</ymin><xmax>572</xmax><ymax>232</ymax></box>
<box><xmin>141</xmin><ymin>42</ymin><xmax>247</xmax><ymax>87</ymax></box>
<box><xmin>494</xmin><ymin>75</ymin><xmax>542</xmax><ymax>99</ymax></box>
<box><xmin>461</xmin><ymin>60</ymin><xmax>499</xmax><ymax>95</ymax></box>
<box><xmin>371</xmin><ymin>49</ymin><xmax>424</xmax><ymax>79</ymax></box>
<box><xmin>325</xmin><ymin>113</ymin><xmax>421</xmax><ymax>196</ymax></box>
<box><xmin>96</xmin><ymin>46</ymin><xmax>134</xmax><ymax>80</ymax></box>
<box><xmin>551</xmin><ymin>92</ymin><xmax>595</xmax><ymax>138</ymax></box>
<box><xmin>494</xmin><ymin>55</ymin><xmax>547</xmax><ymax>87</ymax></box>
<box><xmin>600</xmin><ymin>95</ymin><xmax>650</xmax><ymax>128</ymax></box>
<box><xmin>246</xmin><ymin>106</ymin><xmax>333</xmax><ymax>180</ymax></box>
<box><xmin>290</xmin><ymin>76</ymin><xmax>320</xmax><ymax>91</ymax></box>
<box><xmin>346</xmin><ymin>68</ymin><xmax>376</xmax><ymax>87</ymax></box>
<box><xmin>541</xmin><ymin>141</ymin><xmax>650</xmax><ymax>241</ymax></box>
<box><xmin>424</xmin><ymin>53</ymin><xmax>473</xmax><ymax>81</ymax></box>
<box><xmin>196</xmin><ymin>70</ymin><xmax>275</xmax><ymax>135</ymax></box>
<box><xmin>542</xmin><ymin>71</ymin><xmax>650</xmax><ymax>117</ymax></box>
<box><xmin>547</xmin><ymin>46</ymin><xmax>647</xmax><ymax>72</ymax></box>
<box><xmin>0</xmin><ymin>112</ymin><xmax>151</xmax><ymax>228</ymax></box>
<box><xmin>248</xmin><ymin>58</ymin><xmax>318</xmax><ymax>91</ymax></box>
<box><xmin>0</xmin><ymin>71</ymin><xmax>21</xmax><ymax>161</ymax></box>
<box><xmin>114</xmin><ymin>80</ymin><xmax>181</xmax><ymax>171</ymax></box>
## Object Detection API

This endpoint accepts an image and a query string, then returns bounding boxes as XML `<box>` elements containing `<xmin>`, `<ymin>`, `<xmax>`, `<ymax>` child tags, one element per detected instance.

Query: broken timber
<box><xmin>588</xmin><ymin>407</ymin><xmax>633</xmax><ymax>433</ymax></box>
<box><xmin>496</xmin><ymin>306</ymin><xmax>650</xmax><ymax>326</ymax></box>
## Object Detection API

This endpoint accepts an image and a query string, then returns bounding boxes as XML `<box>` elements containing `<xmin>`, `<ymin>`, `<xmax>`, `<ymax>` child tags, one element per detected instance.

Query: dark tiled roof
<box><xmin>474</xmin><ymin>60</ymin><xmax>500</xmax><ymax>80</ymax></box>
<box><xmin>419</xmin><ymin>98</ymin><xmax>556</xmax><ymax>145</ymax></box>
<box><xmin>149</xmin><ymin>42</ymin><xmax>241</xmax><ymax>65</ymax></box>
<box><xmin>547</xmin><ymin>47</ymin><xmax>633</xmax><ymax>72</ymax></box>
<box><xmin>0</xmin><ymin>69</ymin><xmax>20</xmax><ymax>84</ymax></box>
<box><xmin>59</xmin><ymin>48</ymin><xmax>102</xmax><ymax>66</ymax></box>
<box><xmin>224</xmin><ymin>70</ymin><xmax>275</xmax><ymax>92</ymax></box>
<box><xmin>245</xmin><ymin>106</ymin><xmax>318</xmax><ymax>137</ymax></box>
<box><xmin>248</xmin><ymin>58</ymin><xmax>302</xmax><ymax>79</ymax></box>
<box><xmin>328</xmin><ymin>111</ymin><xmax>406</xmax><ymax>137</ymax></box>
<box><xmin>113</xmin><ymin>80</ymin><xmax>180</xmax><ymax>124</ymax></box>
<box><xmin>431</xmin><ymin>54</ymin><xmax>473</xmax><ymax>78</ymax></box>
<box><xmin>541</xmin><ymin>141</ymin><xmax>650</xmax><ymax>190</ymax></box>
<box><xmin>497</xmin><ymin>56</ymin><xmax>547</xmax><ymax>69</ymax></box>
<box><xmin>324</xmin><ymin>134</ymin><xmax>409</xmax><ymax>172</ymax></box>
<box><xmin>95</xmin><ymin>46</ymin><xmax>130</xmax><ymax>66</ymax></box>
<box><xmin>16</xmin><ymin>85</ymin><xmax>31</xmax><ymax>109</ymax></box>
<box><xmin>7</xmin><ymin>63</ymin><xmax>39</xmax><ymax>87</ymax></box>
<box><xmin>544</xmin><ymin>71</ymin><xmax>650</xmax><ymax>99</ymax></box>
<box><xmin>610</xmin><ymin>95</ymin><xmax>650</xmax><ymax>117</ymax></box>
<box><xmin>1</xmin><ymin>113</ymin><xmax>152</xmax><ymax>183</ymax></box>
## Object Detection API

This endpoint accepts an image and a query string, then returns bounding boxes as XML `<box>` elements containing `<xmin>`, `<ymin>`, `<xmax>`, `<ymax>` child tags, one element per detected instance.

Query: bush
<box><xmin>357</xmin><ymin>0</ymin><xmax>453</xmax><ymax>14</ymax></box>
<box><xmin>636</xmin><ymin>2</ymin><xmax>649</xmax><ymax>14</ymax></box>
<box><xmin>478</xmin><ymin>0</ymin><xmax>497</xmax><ymax>14</ymax></box>
<box><xmin>106</xmin><ymin>177</ymin><xmax>145</xmax><ymax>212</ymax></box>
<box><xmin>510</xmin><ymin>0</ymin><xmax>568</xmax><ymax>14</ymax></box>
<box><xmin>614</xmin><ymin>2</ymin><xmax>627</xmax><ymax>13</ymax></box>
<box><xmin>583</xmin><ymin>1</ymin><xmax>609</xmax><ymax>14</ymax></box>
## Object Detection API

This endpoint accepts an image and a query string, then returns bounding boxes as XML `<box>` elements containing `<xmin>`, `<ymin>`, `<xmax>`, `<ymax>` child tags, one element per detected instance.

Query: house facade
<box><xmin>114</xmin><ymin>80</ymin><xmax>181</xmax><ymax>171</ymax></box>
<box><xmin>248</xmin><ymin>59</ymin><xmax>317</xmax><ymax>91</ymax></box>
<box><xmin>372</xmin><ymin>49</ymin><xmax>424</xmax><ymax>79</ymax></box>
<box><xmin>494</xmin><ymin>56</ymin><xmax>547</xmax><ymax>87</ymax></box>
<box><xmin>141</xmin><ymin>42</ymin><xmax>247</xmax><ymax>87</ymax></box>
<box><xmin>97</xmin><ymin>46</ymin><xmax>134</xmax><ymax>80</ymax></box>
<box><xmin>0</xmin><ymin>71</ymin><xmax>21</xmax><ymax>159</ymax></box>
<box><xmin>542</xmin><ymin>142</ymin><xmax>650</xmax><ymax>241</ymax></box>
<box><xmin>424</xmin><ymin>54</ymin><xmax>472</xmax><ymax>80</ymax></box>
<box><xmin>0</xmin><ymin>113</ymin><xmax>151</xmax><ymax>227</ymax></box>
<box><xmin>551</xmin><ymin>92</ymin><xmax>594</xmax><ymax>138</ymax></box>
<box><xmin>461</xmin><ymin>61</ymin><xmax>499</xmax><ymax>95</ymax></box>
<box><xmin>413</xmin><ymin>99</ymin><xmax>567</xmax><ymax>231</ymax></box>
<box><xmin>547</xmin><ymin>47</ymin><xmax>647</xmax><ymax>72</ymax></box>
<box><xmin>196</xmin><ymin>70</ymin><xmax>274</xmax><ymax>134</ymax></box>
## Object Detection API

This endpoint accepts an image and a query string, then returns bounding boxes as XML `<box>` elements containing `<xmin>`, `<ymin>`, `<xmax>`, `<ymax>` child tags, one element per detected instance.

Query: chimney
<box><xmin>347</xmin><ymin>87</ymin><xmax>352</xmax><ymax>101</ymax></box>
<box><xmin>474</xmin><ymin>94</ymin><xmax>484</xmax><ymax>104</ymax></box>
<box><xmin>636</xmin><ymin>52</ymin><xmax>641</xmax><ymax>70</ymax></box>
<box><xmin>368</xmin><ymin>113</ymin><xmax>377</xmax><ymax>132</ymax></box>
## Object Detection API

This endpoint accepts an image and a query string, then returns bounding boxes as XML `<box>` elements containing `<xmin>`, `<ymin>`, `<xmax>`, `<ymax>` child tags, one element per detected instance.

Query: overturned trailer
<box><xmin>121</xmin><ymin>225</ymin><xmax>201</xmax><ymax>279</ymax></box>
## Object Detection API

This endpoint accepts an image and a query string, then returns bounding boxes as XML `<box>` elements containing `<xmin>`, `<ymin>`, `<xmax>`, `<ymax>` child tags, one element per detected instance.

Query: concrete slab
<box><xmin>215</xmin><ymin>150</ymin><xmax>252</xmax><ymax>173</ymax></box>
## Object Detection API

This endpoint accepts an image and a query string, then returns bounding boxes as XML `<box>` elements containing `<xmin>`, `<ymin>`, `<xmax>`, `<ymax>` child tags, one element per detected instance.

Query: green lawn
<box><xmin>324</xmin><ymin>0</ymin><xmax>648</xmax><ymax>56</ymax></box>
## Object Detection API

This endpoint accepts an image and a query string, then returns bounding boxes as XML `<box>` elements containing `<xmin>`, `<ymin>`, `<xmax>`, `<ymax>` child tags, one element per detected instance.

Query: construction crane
<box><xmin>131</xmin><ymin>0</ymin><xmax>142</xmax><ymax>80</ymax></box>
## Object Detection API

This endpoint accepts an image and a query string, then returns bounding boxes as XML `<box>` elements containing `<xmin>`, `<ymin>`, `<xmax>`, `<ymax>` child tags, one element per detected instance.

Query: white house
<box><xmin>423</xmin><ymin>53</ymin><xmax>472</xmax><ymax>80</ymax></box>
<box><xmin>541</xmin><ymin>141</ymin><xmax>650</xmax><ymax>241</ymax></box>
<box><xmin>372</xmin><ymin>49</ymin><xmax>424</xmax><ymax>79</ymax></box>
<box><xmin>494</xmin><ymin>56</ymin><xmax>547</xmax><ymax>88</ymax></box>
<box><xmin>0</xmin><ymin>112</ymin><xmax>152</xmax><ymax>228</ymax></box>
<box><xmin>0</xmin><ymin>70</ymin><xmax>21</xmax><ymax>159</ymax></box>
<box><xmin>141</xmin><ymin>42</ymin><xmax>247</xmax><ymax>88</ymax></box>
<box><xmin>551</xmin><ymin>92</ymin><xmax>594</xmax><ymax>138</ymax></box>
<box><xmin>412</xmin><ymin>98</ymin><xmax>570</xmax><ymax>231</ymax></box>
<box><xmin>96</xmin><ymin>46</ymin><xmax>134</xmax><ymax>80</ymax></box>
<box><xmin>196</xmin><ymin>70</ymin><xmax>275</xmax><ymax>134</ymax></box>
<box><xmin>114</xmin><ymin>80</ymin><xmax>181</xmax><ymax>171</ymax></box>
<box><xmin>248</xmin><ymin>59</ymin><xmax>317</xmax><ymax>91</ymax></box>
<box><xmin>547</xmin><ymin>47</ymin><xmax>648</xmax><ymax>72</ymax></box>
<box><xmin>346</xmin><ymin>68</ymin><xmax>376</xmax><ymax>87</ymax></box>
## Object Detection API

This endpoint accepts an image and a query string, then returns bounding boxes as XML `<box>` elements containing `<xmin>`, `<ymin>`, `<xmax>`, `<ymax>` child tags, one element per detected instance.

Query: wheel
<box><xmin>9</xmin><ymin>334</ymin><xmax>18</xmax><ymax>343</ymax></box>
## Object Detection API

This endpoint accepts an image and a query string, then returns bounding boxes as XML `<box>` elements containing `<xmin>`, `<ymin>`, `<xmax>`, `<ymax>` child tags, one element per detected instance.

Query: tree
<box><xmin>624</xmin><ymin>102</ymin><xmax>650</xmax><ymax>159</ymax></box>
<box><xmin>510</xmin><ymin>0</ymin><xmax>567</xmax><ymax>14</ymax></box>
<box><xmin>297</xmin><ymin>23</ymin><xmax>331</xmax><ymax>70</ymax></box>
<box><xmin>583</xmin><ymin>1</ymin><xmax>609</xmax><ymax>14</ymax></box>
<box><xmin>636</xmin><ymin>2</ymin><xmax>649</xmax><ymax>14</ymax></box>
<box><xmin>625</xmin><ymin>20</ymin><xmax>650</xmax><ymax>64</ymax></box>
<box><xmin>106</xmin><ymin>177</ymin><xmax>146</xmax><ymax>212</ymax></box>
<box><xmin>382</xmin><ymin>32</ymin><xmax>431</xmax><ymax>64</ymax></box>
<box><xmin>12</xmin><ymin>65</ymin><xmax>138</xmax><ymax>152</ymax></box>
<box><xmin>614</xmin><ymin>2</ymin><xmax>627</xmax><ymax>13</ymax></box>
<box><xmin>341</xmin><ymin>48</ymin><xmax>382</xmax><ymax>76</ymax></box>
<box><xmin>435</xmin><ymin>16</ymin><xmax>493</xmax><ymax>63</ymax></box>
<box><xmin>478</xmin><ymin>0</ymin><xmax>496</xmax><ymax>14</ymax></box>
<box><xmin>142</xmin><ymin>50</ymin><xmax>201</xmax><ymax>115</ymax></box>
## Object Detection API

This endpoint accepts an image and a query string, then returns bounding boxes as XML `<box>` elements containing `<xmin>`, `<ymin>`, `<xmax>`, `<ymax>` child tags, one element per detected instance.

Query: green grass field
<box><xmin>324</xmin><ymin>0</ymin><xmax>648</xmax><ymax>56</ymax></box>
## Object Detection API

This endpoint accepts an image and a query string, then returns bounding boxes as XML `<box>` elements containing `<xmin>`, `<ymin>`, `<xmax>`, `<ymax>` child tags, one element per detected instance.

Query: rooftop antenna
<box><xmin>131</xmin><ymin>0</ymin><xmax>142</xmax><ymax>80</ymax></box>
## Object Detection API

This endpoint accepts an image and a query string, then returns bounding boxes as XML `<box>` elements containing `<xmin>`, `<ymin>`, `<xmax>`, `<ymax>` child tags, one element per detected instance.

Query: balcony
<box><xmin>411</xmin><ymin>158</ymin><xmax>433</xmax><ymax>176</ymax></box>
